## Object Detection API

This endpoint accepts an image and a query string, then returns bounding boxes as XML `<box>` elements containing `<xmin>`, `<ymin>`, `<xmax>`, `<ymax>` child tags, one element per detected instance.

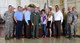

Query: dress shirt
<box><xmin>54</xmin><ymin>10</ymin><xmax>63</xmax><ymax>23</ymax></box>
<box><xmin>14</xmin><ymin>11</ymin><xmax>23</xmax><ymax>21</ymax></box>
<box><xmin>24</xmin><ymin>10</ymin><xmax>31</xmax><ymax>24</ymax></box>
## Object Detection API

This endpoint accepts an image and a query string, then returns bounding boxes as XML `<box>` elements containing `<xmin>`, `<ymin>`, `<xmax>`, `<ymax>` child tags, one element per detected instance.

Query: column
<box><xmin>64</xmin><ymin>0</ymin><xmax>68</xmax><ymax>12</ymax></box>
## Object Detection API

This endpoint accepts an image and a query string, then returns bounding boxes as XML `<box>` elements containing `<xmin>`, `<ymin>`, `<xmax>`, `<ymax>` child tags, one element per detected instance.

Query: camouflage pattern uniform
<box><xmin>67</xmin><ymin>11</ymin><xmax>78</xmax><ymax>37</ymax></box>
<box><xmin>3</xmin><ymin>11</ymin><xmax>14</xmax><ymax>39</ymax></box>
<box><xmin>71</xmin><ymin>11</ymin><xmax>78</xmax><ymax>36</ymax></box>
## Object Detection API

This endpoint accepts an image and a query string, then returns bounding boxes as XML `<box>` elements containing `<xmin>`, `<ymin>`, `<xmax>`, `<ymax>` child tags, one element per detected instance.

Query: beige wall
<box><xmin>67</xmin><ymin>0</ymin><xmax>80</xmax><ymax>15</ymax></box>
<box><xmin>50</xmin><ymin>0</ymin><xmax>80</xmax><ymax>15</ymax></box>
<box><xmin>30</xmin><ymin>0</ymin><xmax>46</xmax><ymax>9</ymax></box>
<box><xmin>0</xmin><ymin>0</ymin><xmax>80</xmax><ymax>16</ymax></box>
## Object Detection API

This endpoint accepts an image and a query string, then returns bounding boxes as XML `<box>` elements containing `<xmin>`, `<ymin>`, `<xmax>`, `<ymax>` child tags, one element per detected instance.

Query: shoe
<box><xmin>5</xmin><ymin>35</ymin><xmax>10</xmax><ymax>40</ymax></box>
<box><xmin>32</xmin><ymin>37</ymin><xmax>35</xmax><ymax>39</ymax></box>
<box><xmin>36</xmin><ymin>37</ymin><xmax>39</xmax><ymax>39</ymax></box>
<box><xmin>5</xmin><ymin>37</ymin><xmax>10</xmax><ymax>40</ymax></box>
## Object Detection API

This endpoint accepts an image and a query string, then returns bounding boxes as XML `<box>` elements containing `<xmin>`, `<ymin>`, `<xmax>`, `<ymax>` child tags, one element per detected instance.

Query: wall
<box><xmin>50</xmin><ymin>0</ymin><xmax>80</xmax><ymax>15</ymax></box>
<box><xmin>0</xmin><ymin>0</ymin><xmax>18</xmax><ymax>17</ymax></box>
<box><xmin>0</xmin><ymin>0</ymin><xmax>46</xmax><ymax>16</ymax></box>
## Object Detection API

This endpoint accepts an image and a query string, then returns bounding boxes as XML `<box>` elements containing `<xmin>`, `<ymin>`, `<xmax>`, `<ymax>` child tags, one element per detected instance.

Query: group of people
<box><xmin>3</xmin><ymin>5</ymin><xmax>78</xmax><ymax>40</ymax></box>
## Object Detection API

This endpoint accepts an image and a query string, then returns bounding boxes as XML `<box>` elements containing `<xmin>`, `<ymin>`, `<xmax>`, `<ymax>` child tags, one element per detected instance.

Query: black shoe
<box><xmin>51</xmin><ymin>35</ymin><xmax>54</xmax><ymax>37</ymax></box>
<box><xmin>36</xmin><ymin>37</ymin><xmax>39</xmax><ymax>39</ymax></box>
<box><xmin>73</xmin><ymin>35</ymin><xmax>76</xmax><ymax>38</ymax></box>
<box><xmin>5</xmin><ymin>37</ymin><xmax>10</xmax><ymax>40</ymax></box>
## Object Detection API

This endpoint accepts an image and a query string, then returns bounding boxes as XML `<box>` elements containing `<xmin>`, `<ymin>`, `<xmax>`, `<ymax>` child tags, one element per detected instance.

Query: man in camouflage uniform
<box><xmin>3</xmin><ymin>5</ymin><xmax>14</xmax><ymax>40</ymax></box>
<box><xmin>70</xmin><ymin>7</ymin><xmax>78</xmax><ymax>37</ymax></box>
<box><xmin>66</xmin><ymin>7</ymin><xmax>78</xmax><ymax>38</ymax></box>
<box><xmin>66</xmin><ymin>7</ymin><xmax>73</xmax><ymax>38</ymax></box>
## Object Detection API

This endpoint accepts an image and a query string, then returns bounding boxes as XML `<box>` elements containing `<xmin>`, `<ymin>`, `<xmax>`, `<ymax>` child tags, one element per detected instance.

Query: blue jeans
<box><xmin>41</xmin><ymin>24</ymin><xmax>47</xmax><ymax>36</ymax></box>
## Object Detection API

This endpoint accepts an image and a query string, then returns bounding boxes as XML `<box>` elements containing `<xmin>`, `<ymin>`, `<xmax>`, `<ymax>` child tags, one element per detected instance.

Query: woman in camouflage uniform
<box><xmin>3</xmin><ymin>5</ymin><xmax>14</xmax><ymax>40</ymax></box>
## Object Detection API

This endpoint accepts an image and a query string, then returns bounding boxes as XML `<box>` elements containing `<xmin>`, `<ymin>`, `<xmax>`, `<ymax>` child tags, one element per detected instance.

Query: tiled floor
<box><xmin>0</xmin><ymin>37</ymin><xmax>80</xmax><ymax>43</ymax></box>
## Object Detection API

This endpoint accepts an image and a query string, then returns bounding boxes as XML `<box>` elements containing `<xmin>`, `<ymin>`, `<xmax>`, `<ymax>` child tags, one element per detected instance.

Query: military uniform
<box><xmin>66</xmin><ymin>11</ymin><xmax>78</xmax><ymax>37</ymax></box>
<box><xmin>31</xmin><ymin>12</ymin><xmax>40</xmax><ymax>38</ymax></box>
<box><xmin>3</xmin><ymin>11</ymin><xmax>14</xmax><ymax>39</ymax></box>
<box><xmin>71</xmin><ymin>11</ymin><xmax>78</xmax><ymax>37</ymax></box>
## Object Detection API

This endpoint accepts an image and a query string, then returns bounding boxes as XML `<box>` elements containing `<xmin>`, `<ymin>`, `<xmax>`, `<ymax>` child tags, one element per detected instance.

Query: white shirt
<box><xmin>54</xmin><ymin>10</ymin><xmax>63</xmax><ymax>23</ymax></box>
<box><xmin>48</xmin><ymin>15</ymin><xmax>53</xmax><ymax>23</ymax></box>
<box><xmin>41</xmin><ymin>14</ymin><xmax>47</xmax><ymax>24</ymax></box>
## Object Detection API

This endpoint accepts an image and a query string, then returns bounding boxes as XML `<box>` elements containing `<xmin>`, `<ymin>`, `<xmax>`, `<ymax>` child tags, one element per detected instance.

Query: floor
<box><xmin>0</xmin><ymin>37</ymin><xmax>80</xmax><ymax>43</ymax></box>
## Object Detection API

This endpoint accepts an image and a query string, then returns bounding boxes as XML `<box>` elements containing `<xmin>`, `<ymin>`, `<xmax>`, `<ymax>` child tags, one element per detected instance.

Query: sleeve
<box><xmin>14</xmin><ymin>12</ymin><xmax>17</xmax><ymax>17</ymax></box>
<box><xmin>24</xmin><ymin>12</ymin><xmax>29</xmax><ymax>25</ymax></box>
<box><xmin>76</xmin><ymin>12</ymin><xmax>78</xmax><ymax>18</ymax></box>
<box><xmin>60</xmin><ymin>12</ymin><xmax>63</xmax><ymax>23</ymax></box>
<box><xmin>3</xmin><ymin>12</ymin><xmax>7</xmax><ymax>20</ymax></box>
<box><xmin>39</xmin><ymin>13</ymin><xmax>41</xmax><ymax>23</ymax></box>
<box><xmin>71</xmin><ymin>15</ymin><xmax>75</xmax><ymax>24</ymax></box>
<box><xmin>14</xmin><ymin>12</ymin><xmax>18</xmax><ymax>22</ymax></box>
<box><xmin>30</xmin><ymin>12</ymin><xmax>34</xmax><ymax>23</ymax></box>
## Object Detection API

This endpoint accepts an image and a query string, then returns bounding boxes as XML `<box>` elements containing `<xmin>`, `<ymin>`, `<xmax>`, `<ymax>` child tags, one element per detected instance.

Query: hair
<box><xmin>55</xmin><ymin>5</ymin><xmax>59</xmax><ymax>9</ymax></box>
<box><xmin>48</xmin><ymin>7</ymin><xmax>52</xmax><ymax>11</ymax></box>
<box><xmin>17</xmin><ymin>6</ymin><xmax>22</xmax><ymax>8</ymax></box>
<box><xmin>41</xmin><ymin>9</ymin><xmax>46</xmax><ymax>13</ymax></box>
<box><xmin>8</xmin><ymin>5</ymin><xmax>12</xmax><ymax>8</ymax></box>
<box><xmin>55</xmin><ymin>5</ymin><xmax>58</xmax><ymax>7</ymax></box>
<box><xmin>72</xmin><ymin>7</ymin><xmax>76</xmax><ymax>9</ymax></box>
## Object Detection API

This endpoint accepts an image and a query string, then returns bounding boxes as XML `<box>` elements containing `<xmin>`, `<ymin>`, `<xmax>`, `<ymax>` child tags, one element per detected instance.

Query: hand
<box><xmin>46</xmin><ymin>24</ymin><xmax>47</xmax><ymax>26</ymax></box>
<box><xmin>39</xmin><ymin>23</ymin><xmax>41</xmax><ymax>26</ymax></box>
<box><xmin>71</xmin><ymin>23</ymin><xmax>74</xmax><ymax>25</ymax></box>
<box><xmin>32</xmin><ymin>23</ymin><xmax>34</xmax><ymax>26</ymax></box>
<box><xmin>15</xmin><ymin>21</ymin><xmax>17</xmax><ymax>23</ymax></box>
<box><xmin>27</xmin><ymin>23</ymin><xmax>29</xmax><ymax>26</ymax></box>
<box><xmin>72</xmin><ymin>23</ymin><xmax>74</xmax><ymax>25</ymax></box>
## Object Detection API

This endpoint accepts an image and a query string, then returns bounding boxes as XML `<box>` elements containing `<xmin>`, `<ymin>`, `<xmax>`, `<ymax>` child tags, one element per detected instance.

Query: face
<box><xmin>27</xmin><ymin>7</ymin><xmax>31</xmax><ymax>11</ymax></box>
<box><xmin>42</xmin><ymin>11</ymin><xmax>45</xmax><ymax>14</ymax></box>
<box><xmin>37</xmin><ymin>7</ymin><xmax>40</xmax><ymax>10</ymax></box>
<box><xmin>48</xmin><ymin>7</ymin><xmax>52</xmax><ymax>12</ymax></box>
<box><xmin>35</xmin><ymin>7</ymin><xmax>38</xmax><ymax>12</ymax></box>
<box><xmin>48</xmin><ymin>8</ymin><xmax>50</xmax><ymax>12</ymax></box>
<box><xmin>55</xmin><ymin>5</ymin><xmax>59</xmax><ymax>12</ymax></box>
<box><xmin>68</xmin><ymin>7</ymin><xmax>72</xmax><ymax>12</ymax></box>
<box><xmin>72</xmin><ymin>7</ymin><xmax>76</xmax><ymax>11</ymax></box>
<box><xmin>62</xmin><ymin>8</ymin><xmax>65</xmax><ymax>13</ymax></box>
<box><xmin>8</xmin><ymin>6</ymin><xmax>13</xmax><ymax>11</ymax></box>
<box><xmin>18</xmin><ymin>7</ymin><xmax>23</xmax><ymax>11</ymax></box>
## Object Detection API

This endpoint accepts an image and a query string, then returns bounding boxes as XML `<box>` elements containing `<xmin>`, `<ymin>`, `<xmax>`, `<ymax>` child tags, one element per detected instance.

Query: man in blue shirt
<box><xmin>14</xmin><ymin>6</ymin><xmax>23</xmax><ymax>39</ymax></box>
<box><xmin>24</xmin><ymin>7</ymin><xmax>31</xmax><ymax>25</ymax></box>
<box><xmin>24</xmin><ymin>6</ymin><xmax>32</xmax><ymax>38</ymax></box>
